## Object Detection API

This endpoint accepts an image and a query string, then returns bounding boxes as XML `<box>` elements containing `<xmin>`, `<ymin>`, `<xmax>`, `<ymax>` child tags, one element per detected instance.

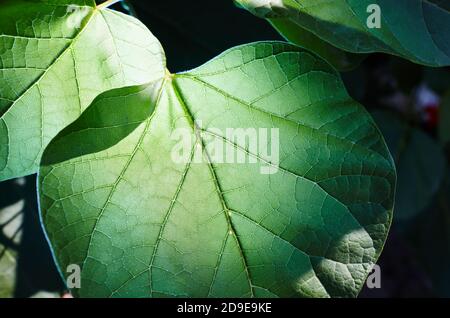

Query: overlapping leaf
<box><xmin>267</xmin><ymin>18</ymin><xmax>366</xmax><ymax>71</ymax></box>
<box><xmin>39</xmin><ymin>41</ymin><xmax>396</xmax><ymax>298</ymax></box>
<box><xmin>0</xmin><ymin>0</ymin><xmax>165</xmax><ymax>181</ymax></box>
<box><xmin>406</xmin><ymin>171</ymin><xmax>450</xmax><ymax>297</ymax></box>
<box><xmin>236</xmin><ymin>0</ymin><xmax>450</xmax><ymax>67</ymax></box>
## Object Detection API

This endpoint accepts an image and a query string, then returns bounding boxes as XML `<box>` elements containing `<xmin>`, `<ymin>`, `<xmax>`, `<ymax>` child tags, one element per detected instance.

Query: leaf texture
<box><xmin>372</xmin><ymin>111</ymin><xmax>445</xmax><ymax>222</ymax></box>
<box><xmin>267</xmin><ymin>18</ymin><xmax>366</xmax><ymax>71</ymax></box>
<box><xmin>39</xmin><ymin>40</ymin><xmax>396</xmax><ymax>298</ymax></box>
<box><xmin>0</xmin><ymin>0</ymin><xmax>165</xmax><ymax>181</ymax></box>
<box><xmin>236</xmin><ymin>0</ymin><xmax>450</xmax><ymax>67</ymax></box>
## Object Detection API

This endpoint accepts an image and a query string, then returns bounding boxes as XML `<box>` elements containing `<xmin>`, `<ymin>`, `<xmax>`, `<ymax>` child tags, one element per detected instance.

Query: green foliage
<box><xmin>236</xmin><ymin>0</ymin><xmax>450</xmax><ymax>68</ymax></box>
<box><xmin>373</xmin><ymin>111</ymin><xmax>446</xmax><ymax>222</ymax></box>
<box><xmin>19</xmin><ymin>0</ymin><xmax>450</xmax><ymax>298</ymax></box>
<box><xmin>407</xmin><ymin>171</ymin><xmax>450</xmax><ymax>297</ymax></box>
<box><xmin>38</xmin><ymin>41</ymin><xmax>396</xmax><ymax>297</ymax></box>
<box><xmin>0</xmin><ymin>0</ymin><xmax>165</xmax><ymax>181</ymax></box>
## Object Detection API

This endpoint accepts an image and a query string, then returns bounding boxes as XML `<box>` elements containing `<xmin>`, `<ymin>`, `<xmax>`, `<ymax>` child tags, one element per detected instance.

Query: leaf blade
<box><xmin>39</xmin><ymin>41</ymin><xmax>396</xmax><ymax>298</ymax></box>
<box><xmin>236</xmin><ymin>0</ymin><xmax>450</xmax><ymax>67</ymax></box>
<box><xmin>0</xmin><ymin>2</ymin><xmax>166</xmax><ymax>181</ymax></box>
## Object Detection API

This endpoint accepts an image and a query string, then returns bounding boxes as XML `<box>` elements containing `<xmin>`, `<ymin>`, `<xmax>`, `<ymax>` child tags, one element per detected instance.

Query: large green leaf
<box><xmin>267</xmin><ymin>18</ymin><xmax>366</xmax><ymax>71</ymax></box>
<box><xmin>0</xmin><ymin>0</ymin><xmax>165</xmax><ymax>181</ymax></box>
<box><xmin>39</xmin><ymin>41</ymin><xmax>396</xmax><ymax>298</ymax></box>
<box><xmin>236</xmin><ymin>0</ymin><xmax>450</xmax><ymax>67</ymax></box>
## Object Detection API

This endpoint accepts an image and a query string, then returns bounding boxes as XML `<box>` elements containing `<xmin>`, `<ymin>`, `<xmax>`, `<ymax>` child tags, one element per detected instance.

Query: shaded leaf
<box><xmin>236</xmin><ymin>0</ymin><xmax>450</xmax><ymax>67</ymax></box>
<box><xmin>372</xmin><ymin>111</ymin><xmax>445</xmax><ymax>221</ymax></box>
<box><xmin>267</xmin><ymin>18</ymin><xmax>366</xmax><ymax>71</ymax></box>
<box><xmin>406</xmin><ymin>171</ymin><xmax>450</xmax><ymax>297</ymax></box>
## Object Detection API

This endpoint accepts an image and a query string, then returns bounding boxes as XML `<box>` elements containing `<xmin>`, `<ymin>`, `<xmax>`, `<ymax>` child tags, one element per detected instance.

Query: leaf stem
<box><xmin>97</xmin><ymin>0</ymin><xmax>122</xmax><ymax>10</ymax></box>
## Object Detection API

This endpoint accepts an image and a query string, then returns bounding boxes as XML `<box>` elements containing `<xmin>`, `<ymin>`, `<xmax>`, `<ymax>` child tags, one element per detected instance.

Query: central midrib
<box><xmin>170</xmin><ymin>77</ymin><xmax>256</xmax><ymax>297</ymax></box>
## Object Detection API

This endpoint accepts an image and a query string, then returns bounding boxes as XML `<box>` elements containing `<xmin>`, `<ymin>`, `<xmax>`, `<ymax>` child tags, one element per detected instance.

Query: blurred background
<box><xmin>1</xmin><ymin>0</ymin><xmax>449</xmax><ymax>298</ymax></box>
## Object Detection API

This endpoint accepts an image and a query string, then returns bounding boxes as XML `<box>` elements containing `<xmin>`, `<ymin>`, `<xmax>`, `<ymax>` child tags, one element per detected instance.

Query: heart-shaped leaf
<box><xmin>236</xmin><ymin>0</ymin><xmax>450</xmax><ymax>67</ymax></box>
<box><xmin>0</xmin><ymin>0</ymin><xmax>165</xmax><ymax>181</ymax></box>
<box><xmin>39</xmin><ymin>41</ymin><xmax>396</xmax><ymax>298</ymax></box>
